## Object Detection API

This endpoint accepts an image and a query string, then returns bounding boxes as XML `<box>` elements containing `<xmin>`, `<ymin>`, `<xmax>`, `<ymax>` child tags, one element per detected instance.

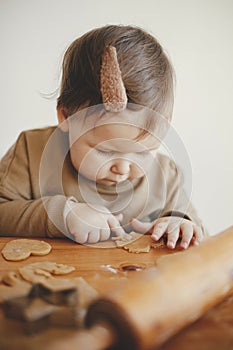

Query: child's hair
<box><xmin>57</xmin><ymin>25</ymin><xmax>174</xmax><ymax>119</ymax></box>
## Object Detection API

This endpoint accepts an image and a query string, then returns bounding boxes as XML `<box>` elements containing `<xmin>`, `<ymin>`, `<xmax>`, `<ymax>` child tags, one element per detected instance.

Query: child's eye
<box><xmin>138</xmin><ymin>150</ymin><xmax>149</xmax><ymax>155</ymax></box>
<box><xmin>136</xmin><ymin>150</ymin><xmax>150</xmax><ymax>156</ymax></box>
<box><xmin>95</xmin><ymin>149</ymin><xmax>116</xmax><ymax>157</ymax></box>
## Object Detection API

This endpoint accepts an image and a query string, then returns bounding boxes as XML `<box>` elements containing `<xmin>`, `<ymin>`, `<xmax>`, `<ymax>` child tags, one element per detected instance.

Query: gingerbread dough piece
<box><xmin>0</xmin><ymin>273</ymin><xmax>31</xmax><ymax>304</ymax></box>
<box><xmin>113</xmin><ymin>232</ymin><xmax>143</xmax><ymax>247</ymax></box>
<box><xmin>2</xmin><ymin>271</ymin><xmax>25</xmax><ymax>287</ymax></box>
<box><xmin>1</xmin><ymin>239</ymin><xmax>52</xmax><ymax>261</ymax></box>
<box><xmin>114</xmin><ymin>232</ymin><xmax>165</xmax><ymax>253</ymax></box>
<box><xmin>19</xmin><ymin>261</ymin><xmax>75</xmax><ymax>284</ymax></box>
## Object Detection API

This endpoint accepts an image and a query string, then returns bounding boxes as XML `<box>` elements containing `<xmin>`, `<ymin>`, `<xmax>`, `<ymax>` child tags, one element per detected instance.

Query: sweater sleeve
<box><xmin>0</xmin><ymin>132</ymin><xmax>68</xmax><ymax>238</ymax></box>
<box><xmin>156</xmin><ymin>156</ymin><xmax>206</xmax><ymax>235</ymax></box>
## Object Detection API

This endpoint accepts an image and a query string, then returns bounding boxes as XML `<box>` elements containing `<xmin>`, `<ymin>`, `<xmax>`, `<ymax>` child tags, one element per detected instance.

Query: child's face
<box><xmin>69</xmin><ymin>123</ymin><xmax>159</xmax><ymax>186</ymax></box>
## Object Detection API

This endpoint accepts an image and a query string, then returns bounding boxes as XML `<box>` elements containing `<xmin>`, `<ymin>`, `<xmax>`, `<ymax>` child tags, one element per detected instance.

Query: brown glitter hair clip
<box><xmin>100</xmin><ymin>46</ymin><xmax>128</xmax><ymax>112</ymax></box>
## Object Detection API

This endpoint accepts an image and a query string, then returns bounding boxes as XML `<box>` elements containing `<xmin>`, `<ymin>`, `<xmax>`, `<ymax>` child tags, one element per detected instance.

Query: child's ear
<box><xmin>57</xmin><ymin>107</ymin><xmax>69</xmax><ymax>132</ymax></box>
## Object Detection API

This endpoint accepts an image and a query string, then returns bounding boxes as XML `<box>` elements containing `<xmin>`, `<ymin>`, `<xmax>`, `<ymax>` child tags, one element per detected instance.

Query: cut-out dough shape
<box><xmin>19</xmin><ymin>261</ymin><xmax>75</xmax><ymax>284</ymax></box>
<box><xmin>1</xmin><ymin>239</ymin><xmax>52</xmax><ymax>261</ymax></box>
<box><xmin>113</xmin><ymin>232</ymin><xmax>165</xmax><ymax>253</ymax></box>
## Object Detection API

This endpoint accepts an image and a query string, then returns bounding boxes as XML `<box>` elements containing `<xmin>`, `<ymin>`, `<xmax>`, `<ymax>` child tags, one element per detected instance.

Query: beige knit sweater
<box><xmin>0</xmin><ymin>126</ymin><xmax>203</xmax><ymax>238</ymax></box>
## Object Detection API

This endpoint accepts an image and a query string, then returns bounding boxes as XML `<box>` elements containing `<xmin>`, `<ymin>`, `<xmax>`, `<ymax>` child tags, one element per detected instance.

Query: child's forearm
<box><xmin>0</xmin><ymin>195</ymin><xmax>67</xmax><ymax>238</ymax></box>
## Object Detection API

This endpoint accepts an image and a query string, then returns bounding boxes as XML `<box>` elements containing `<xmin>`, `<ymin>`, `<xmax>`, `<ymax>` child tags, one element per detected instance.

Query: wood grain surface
<box><xmin>0</xmin><ymin>236</ymin><xmax>233</xmax><ymax>350</ymax></box>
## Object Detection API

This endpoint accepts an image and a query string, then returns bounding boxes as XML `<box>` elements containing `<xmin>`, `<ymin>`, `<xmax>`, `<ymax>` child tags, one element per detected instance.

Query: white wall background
<box><xmin>1</xmin><ymin>0</ymin><xmax>232</xmax><ymax>235</ymax></box>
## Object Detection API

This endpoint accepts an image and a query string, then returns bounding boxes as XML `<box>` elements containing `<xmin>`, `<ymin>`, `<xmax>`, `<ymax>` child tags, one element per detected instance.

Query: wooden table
<box><xmin>1</xmin><ymin>237</ymin><xmax>233</xmax><ymax>350</ymax></box>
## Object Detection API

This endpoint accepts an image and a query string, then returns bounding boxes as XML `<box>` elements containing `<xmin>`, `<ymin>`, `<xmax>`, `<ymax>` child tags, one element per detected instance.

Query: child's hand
<box><xmin>131</xmin><ymin>216</ymin><xmax>204</xmax><ymax>249</ymax></box>
<box><xmin>66</xmin><ymin>203</ymin><xmax>126</xmax><ymax>244</ymax></box>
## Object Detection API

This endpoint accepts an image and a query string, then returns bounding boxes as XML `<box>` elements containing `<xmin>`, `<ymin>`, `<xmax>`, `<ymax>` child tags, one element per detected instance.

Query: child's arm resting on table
<box><xmin>131</xmin><ymin>156</ymin><xmax>205</xmax><ymax>249</ymax></box>
<box><xmin>0</xmin><ymin>132</ymin><xmax>68</xmax><ymax>238</ymax></box>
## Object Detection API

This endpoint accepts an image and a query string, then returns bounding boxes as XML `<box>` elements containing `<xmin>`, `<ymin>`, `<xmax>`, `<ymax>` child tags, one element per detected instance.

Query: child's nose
<box><xmin>110</xmin><ymin>159</ymin><xmax>130</xmax><ymax>175</ymax></box>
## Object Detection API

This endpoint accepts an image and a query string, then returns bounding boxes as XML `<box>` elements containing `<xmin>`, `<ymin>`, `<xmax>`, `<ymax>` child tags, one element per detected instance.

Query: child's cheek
<box><xmin>96</xmin><ymin>162</ymin><xmax>112</xmax><ymax>180</ymax></box>
<box><xmin>131</xmin><ymin>166</ymin><xmax>144</xmax><ymax>178</ymax></box>
<box><xmin>126</xmin><ymin>155</ymin><xmax>150</xmax><ymax>178</ymax></box>
<box><xmin>75</xmin><ymin>151</ymin><xmax>104</xmax><ymax>181</ymax></box>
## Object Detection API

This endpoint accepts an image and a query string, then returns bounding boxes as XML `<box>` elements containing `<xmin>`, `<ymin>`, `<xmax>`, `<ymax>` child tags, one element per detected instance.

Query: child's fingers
<box><xmin>87</xmin><ymin>230</ymin><xmax>100</xmax><ymax>244</ymax></box>
<box><xmin>115</xmin><ymin>213</ymin><xmax>123</xmax><ymax>222</ymax></box>
<box><xmin>99</xmin><ymin>228</ymin><xmax>111</xmax><ymax>241</ymax></box>
<box><xmin>108</xmin><ymin>215</ymin><xmax>127</xmax><ymax>238</ymax></box>
<box><xmin>73</xmin><ymin>231</ymin><xmax>89</xmax><ymax>244</ymax></box>
<box><xmin>193</xmin><ymin>226</ymin><xmax>204</xmax><ymax>245</ymax></box>
<box><xmin>131</xmin><ymin>218</ymin><xmax>153</xmax><ymax>234</ymax></box>
<box><xmin>166</xmin><ymin>225</ymin><xmax>180</xmax><ymax>249</ymax></box>
<box><xmin>151</xmin><ymin>221</ymin><xmax>169</xmax><ymax>241</ymax></box>
<box><xmin>180</xmin><ymin>223</ymin><xmax>194</xmax><ymax>249</ymax></box>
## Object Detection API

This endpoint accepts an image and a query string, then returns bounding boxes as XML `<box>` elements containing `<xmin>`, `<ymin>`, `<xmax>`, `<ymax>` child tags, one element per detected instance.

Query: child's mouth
<box><xmin>100</xmin><ymin>177</ymin><xmax>128</xmax><ymax>185</ymax></box>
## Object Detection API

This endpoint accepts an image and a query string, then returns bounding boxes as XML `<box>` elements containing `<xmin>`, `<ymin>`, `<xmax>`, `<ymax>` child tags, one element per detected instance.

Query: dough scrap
<box><xmin>19</xmin><ymin>261</ymin><xmax>75</xmax><ymax>284</ymax></box>
<box><xmin>114</xmin><ymin>232</ymin><xmax>165</xmax><ymax>253</ymax></box>
<box><xmin>1</xmin><ymin>239</ymin><xmax>52</xmax><ymax>261</ymax></box>
<box><xmin>112</xmin><ymin>232</ymin><xmax>142</xmax><ymax>247</ymax></box>
<box><xmin>0</xmin><ymin>272</ymin><xmax>31</xmax><ymax>303</ymax></box>
<box><xmin>2</xmin><ymin>271</ymin><xmax>24</xmax><ymax>286</ymax></box>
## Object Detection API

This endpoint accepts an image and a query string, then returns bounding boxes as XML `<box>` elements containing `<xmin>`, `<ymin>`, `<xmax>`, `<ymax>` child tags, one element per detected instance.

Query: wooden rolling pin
<box><xmin>86</xmin><ymin>226</ymin><xmax>233</xmax><ymax>349</ymax></box>
<box><xmin>51</xmin><ymin>226</ymin><xmax>233</xmax><ymax>350</ymax></box>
